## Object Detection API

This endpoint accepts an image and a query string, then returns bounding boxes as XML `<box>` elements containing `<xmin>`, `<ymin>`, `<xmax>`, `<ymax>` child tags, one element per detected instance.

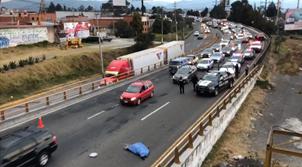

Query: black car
<box><xmin>195</xmin><ymin>71</ymin><xmax>234</xmax><ymax>96</ymax></box>
<box><xmin>0</xmin><ymin>126</ymin><xmax>58</xmax><ymax>167</ymax></box>
<box><xmin>172</xmin><ymin>65</ymin><xmax>197</xmax><ymax>84</ymax></box>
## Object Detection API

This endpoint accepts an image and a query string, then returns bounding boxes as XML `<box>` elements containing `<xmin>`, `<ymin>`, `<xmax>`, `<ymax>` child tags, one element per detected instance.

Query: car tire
<box><xmin>38</xmin><ymin>152</ymin><xmax>49</xmax><ymax>167</ymax></box>
<box><xmin>214</xmin><ymin>88</ymin><xmax>219</xmax><ymax>96</ymax></box>
<box><xmin>137</xmin><ymin>99</ymin><xmax>141</xmax><ymax>105</ymax></box>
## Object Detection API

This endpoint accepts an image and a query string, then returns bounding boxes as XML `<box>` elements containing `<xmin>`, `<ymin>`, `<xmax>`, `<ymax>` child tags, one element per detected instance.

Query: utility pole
<box><xmin>298</xmin><ymin>0</ymin><xmax>300</xmax><ymax>8</ymax></box>
<box><xmin>96</xmin><ymin>11</ymin><xmax>104</xmax><ymax>76</ymax></box>
<box><xmin>38</xmin><ymin>0</ymin><xmax>46</xmax><ymax>25</ymax></box>
<box><xmin>141</xmin><ymin>0</ymin><xmax>144</xmax><ymax>16</ymax></box>
<box><xmin>264</xmin><ymin>0</ymin><xmax>268</xmax><ymax>11</ymax></box>
<box><xmin>174</xmin><ymin>1</ymin><xmax>178</xmax><ymax>41</ymax></box>
<box><xmin>275</xmin><ymin>0</ymin><xmax>281</xmax><ymax>26</ymax></box>
<box><xmin>161</xmin><ymin>8</ymin><xmax>164</xmax><ymax>44</ymax></box>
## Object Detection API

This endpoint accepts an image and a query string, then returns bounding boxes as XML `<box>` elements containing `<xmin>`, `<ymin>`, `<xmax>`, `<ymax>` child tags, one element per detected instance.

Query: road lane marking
<box><xmin>141</xmin><ymin>102</ymin><xmax>170</xmax><ymax>121</ymax></box>
<box><xmin>87</xmin><ymin>111</ymin><xmax>105</xmax><ymax>120</ymax></box>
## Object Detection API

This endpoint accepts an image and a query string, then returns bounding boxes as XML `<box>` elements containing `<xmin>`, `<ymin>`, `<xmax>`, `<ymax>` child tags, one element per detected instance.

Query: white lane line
<box><xmin>87</xmin><ymin>111</ymin><xmax>106</xmax><ymax>120</ymax></box>
<box><xmin>141</xmin><ymin>102</ymin><xmax>170</xmax><ymax>121</ymax></box>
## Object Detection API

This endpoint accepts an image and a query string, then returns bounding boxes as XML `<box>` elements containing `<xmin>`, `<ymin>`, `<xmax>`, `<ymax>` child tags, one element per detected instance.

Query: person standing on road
<box><xmin>179</xmin><ymin>77</ymin><xmax>185</xmax><ymax>94</ymax></box>
<box><xmin>245</xmin><ymin>64</ymin><xmax>250</xmax><ymax>76</ymax></box>
<box><xmin>235</xmin><ymin>64</ymin><xmax>239</xmax><ymax>79</ymax></box>
<box><xmin>191</xmin><ymin>74</ymin><xmax>198</xmax><ymax>91</ymax></box>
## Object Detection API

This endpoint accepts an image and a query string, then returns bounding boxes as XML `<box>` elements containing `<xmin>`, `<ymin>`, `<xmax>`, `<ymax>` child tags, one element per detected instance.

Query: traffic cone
<box><xmin>38</xmin><ymin>117</ymin><xmax>45</xmax><ymax>129</ymax></box>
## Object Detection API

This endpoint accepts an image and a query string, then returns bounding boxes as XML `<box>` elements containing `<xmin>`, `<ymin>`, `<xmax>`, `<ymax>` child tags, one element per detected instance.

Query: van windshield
<box><xmin>169</xmin><ymin>61</ymin><xmax>181</xmax><ymax>65</ymax></box>
<box><xmin>105</xmin><ymin>74</ymin><xmax>116</xmax><ymax>77</ymax></box>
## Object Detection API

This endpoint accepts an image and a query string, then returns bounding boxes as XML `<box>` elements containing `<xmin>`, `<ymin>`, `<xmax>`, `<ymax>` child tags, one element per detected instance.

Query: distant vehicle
<box><xmin>172</xmin><ymin>65</ymin><xmax>197</xmax><ymax>84</ymax></box>
<box><xmin>120</xmin><ymin>80</ymin><xmax>155</xmax><ymax>105</ymax></box>
<box><xmin>211</xmin><ymin>52</ymin><xmax>224</xmax><ymax>63</ymax></box>
<box><xmin>219</xmin><ymin>62</ymin><xmax>236</xmax><ymax>77</ymax></box>
<box><xmin>102</xmin><ymin>36</ymin><xmax>113</xmax><ymax>42</ymax></box>
<box><xmin>235</xmin><ymin>33</ymin><xmax>245</xmax><ymax>40</ymax></box>
<box><xmin>0</xmin><ymin>126</ymin><xmax>58</xmax><ymax>167</ymax></box>
<box><xmin>194</xmin><ymin>31</ymin><xmax>200</xmax><ymax>36</ymax></box>
<box><xmin>204</xmin><ymin>28</ymin><xmax>211</xmax><ymax>33</ymax></box>
<box><xmin>221</xmin><ymin>46</ymin><xmax>233</xmax><ymax>57</ymax></box>
<box><xmin>249</xmin><ymin>41</ymin><xmax>262</xmax><ymax>53</ymax></box>
<box><xmin>196</xmin><ymin>71</ymin><xmax>235</xmax><ymax>96</ymax></box>
<box><xmin>124</xmin><ymin>142</ymin><xmax>150</xmax><ymax>160</ymax></box>
<box><xmin>197</xmin><ymin>34</ymin><xmax>204</xmax><ymax>40</ymax></box>
<box><xmin>211</xmin><ymin>43</ymin><xmax>221</xmax><ymax>52</ymax></box>
<box><xmin>230</xmin><ymin>52</ymin><xmax>245</xmax><ymax>64</ymax></box>
<box><xmin>197</xmin><ymin>58</ymin><xmax>214</xmax><ymax>71</ymax></box>
<box><xmin>186</xmin><ymin>55</ymin><xmax>199</xmax><ymax>65</ymax></box>
<box><xmin>255</xmin><ymin>33</ymin><xmax>266</xmax><ymax>41</ymax></box>
<box><xmin>220</xmin><ymin>39</ymin><xmax>230</xmax><ymax>47</ymax></box>
<box><xmin>169</xmin><ymin>57</ymin><xmax>191</xmax><ymax>75</ymax></box>
<box><xmin>243</xmin><ymin>48</ymin><xmax>256</xmax><ymax>60</ymax></box>
<box><xmin>200</xmin><ymin>48</ymin><xmax>213</xmax><ymax>58</ymax></box>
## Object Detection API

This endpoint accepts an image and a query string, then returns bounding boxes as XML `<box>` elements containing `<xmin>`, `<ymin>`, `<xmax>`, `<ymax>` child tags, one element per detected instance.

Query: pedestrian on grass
<box><xmin>179</xmin><ymin>77</ymin><xmax>185</xmax><ymax>94</ymax></box>
<box><xmin>191</xmin><ymin>74</ymin><xmax>198</xmax><ymax>91</ymax></box>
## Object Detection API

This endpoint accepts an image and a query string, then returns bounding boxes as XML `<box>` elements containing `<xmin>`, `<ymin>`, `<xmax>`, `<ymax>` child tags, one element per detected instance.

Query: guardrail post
<box><xmin>1</xmin><ymin>110</ymin><xmax>5</xmax><ymax>121</ymax></box>
<box><xmin>199</xmin><ymin>123</ymin><xmax>204</xmax><ymax>136</ymax></box>
<box><xmin>188</xmin><ymin>133</ymin><xmax>194</xmax><ymax>148</ymax></box>
<box><xmin>173</xmin><ymin>148</ymin><xmax>181</xmax><ymax>164</ymax></box>
<box><xmin>208</xmin><ymin>114</ymin><xmax>212</xmax><ymax>126</ymax></box>
<box><xmin>25</xmin><ymin>103</ymin><xmax>29</xmax><ymax>113</ymax></box>
<box><xmin>148</xmin><ymin>65</ymin><xmax>150</xmax><ymax>72</ymax></box>
<box><xmin>79</xmin><ymin>87</ymin><xmax>82</xmax><ymax>95</ymax></box>
<box><xmin>64</xmin><ymin>92</ymin><xmax>67</xmax><ymax>100</ymax></box>
<box><xmin>141</xmin><ymin>68</ymin><xmax>143</xmax><ymax>74</ymax></box>
<box><xmin>154</xmin><ymin>64</ymin><xmax>156</xmax><ymax>69</ymax></box>
<box><xmin>92</xmin><ymin>83</ymin><xmax>95</xmax><ymax>90</ymax></box>
<box><xmin>46</xmin><ymin>97</ymin><xmax>50</xmax><ymax>105</ymax></box>
<box><xmin>160</xmin><ymin>61</ymin><xmax>163</xmax><ymax>67</ymax></box>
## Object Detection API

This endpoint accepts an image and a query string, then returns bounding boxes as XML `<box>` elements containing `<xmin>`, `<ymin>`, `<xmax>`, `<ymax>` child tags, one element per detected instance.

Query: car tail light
<box><xmin>52</xmin><ymin>135</ymin><xmax>57</xmax><ymax>144</ymax></box>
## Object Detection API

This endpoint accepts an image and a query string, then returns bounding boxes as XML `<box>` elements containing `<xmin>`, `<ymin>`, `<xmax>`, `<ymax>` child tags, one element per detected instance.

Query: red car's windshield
<box><xmin>126</xmin><ymin>85</ymin><xmax>142</xmax><ymax>93</ymax></box>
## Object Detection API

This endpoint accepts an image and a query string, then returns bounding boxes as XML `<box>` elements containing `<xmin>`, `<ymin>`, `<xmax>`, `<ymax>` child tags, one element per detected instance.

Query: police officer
<box><xmin>191</xmin><ymin>74</ymin><xmax>198</xmax><ymax>91</ymax></box>
<box><xmin>179</xmin><ymin>77</ymin><xmax>185</xmax><ymax>94</ymax></box>
<box><xmin>235</xmin><ymin>63</ymin><xmax>240</xmax><ymax>79</ymax></box>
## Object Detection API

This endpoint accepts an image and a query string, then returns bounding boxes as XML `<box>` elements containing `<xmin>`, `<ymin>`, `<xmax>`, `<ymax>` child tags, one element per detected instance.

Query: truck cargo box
<box><xmin>157</xmin><ymin>41</ymin><xmax>185</xmax><ymax>64</ymax></box>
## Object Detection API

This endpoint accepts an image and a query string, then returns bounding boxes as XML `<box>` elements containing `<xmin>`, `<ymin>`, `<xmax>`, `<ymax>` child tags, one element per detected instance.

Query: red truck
<box><xmin>100</xmin><ymin>60</ymin><xmax>133</xmax><ymax>85</ymax></box>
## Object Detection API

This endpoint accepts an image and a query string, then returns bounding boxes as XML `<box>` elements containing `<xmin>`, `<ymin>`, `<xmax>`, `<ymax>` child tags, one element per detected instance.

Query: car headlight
<box><xmin>120</xmin><ymin>96</ymin><xmax>123</xmax><ymax>100</ymax></box>
<box><xmin>183</xmin><ymin>76</ymin><xmax>188</xmax><ymax>80</ymax></box>
<box><xmin>209</xmin><ymin>86</ymin><xmax>215</xmax><ymax>90</ymax></box>
<box><xmin>130</xmin><ymin>97</ymin><xmax>137</xmax><ymax>101</ymax></box>
<box><xmin>176</xmin><ymin>65</ymin><xmax>180</xmax><ymax>68</ymax></box>
<box><xmin>172</xmin><ymin>75</ymin><xmax>176</xmax><ymax>79</ymax></box>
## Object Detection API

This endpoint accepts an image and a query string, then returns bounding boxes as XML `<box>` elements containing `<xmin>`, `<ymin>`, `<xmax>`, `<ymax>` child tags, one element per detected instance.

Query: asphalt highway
<box><xmin>0</xmin><ymin>24</ymin><xmax>261</xmax><ymax>167</ymax></box>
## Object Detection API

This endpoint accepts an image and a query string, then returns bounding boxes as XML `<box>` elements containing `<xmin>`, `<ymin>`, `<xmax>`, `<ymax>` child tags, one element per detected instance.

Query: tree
<box><xmin>78</xmin><ymin>5</ymin><xmax>85</xmax><ymax>11</ymax></box>
<box><xmin>228</xmin><ymin>0</ymin><xmax>254</xmax><ymax>25</ymax></box>
<box><xmin>85</xmin><ymin>5</ymin><xmax>94</xmax><ymax>11</ymax></box>
<box><xmin>115</xmin><ymin>20</ymin><xmax>134</xmax><ymax>38</ymax></box>
<box><xmin>266</xmin><ymin>2</ymin><xmax>277</xmax><ymax>18</ymax></box>
<box><xmin>152</xmin><ymin>17</ymin><xmax>172</xmax><ymax>34</ymax></box>
<box><xmin>210</xmin><ymin>4</ymin><xmax>227</xmax><ymax>19</ymax></box>
<box><xmin>200</xmin><ymin>7</ymin><xmax>208</xmax><ymax>17</ymax></box>
<box><xmin>131</xmin><ymin>12</ymin><xmax>143</xmax><ymax>35</ymax></box>
<box><xmin>55</xmin><ymin>3</ymin><xmax>63</xmax><ymax>11</ymax></box>
<box><xmin>47</xmin><ymin>2</ymin><xmax>56</xmax><ymax>12</ymax></box>
<box><xmin>63</xmin><ymin>5</ymin><xmax>66</xmax><ymax>11</ymax></box>
<box><xmin>132</xmin><ymin>33</ymin><xmax>155</xmax><ymax>51</ymax></box>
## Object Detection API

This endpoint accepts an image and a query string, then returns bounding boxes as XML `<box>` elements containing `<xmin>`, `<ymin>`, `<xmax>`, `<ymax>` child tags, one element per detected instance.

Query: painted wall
<box><xmin>0</xmin><ymin>27</ymin><xmax>48</xmax><ymax>48</ymax></box>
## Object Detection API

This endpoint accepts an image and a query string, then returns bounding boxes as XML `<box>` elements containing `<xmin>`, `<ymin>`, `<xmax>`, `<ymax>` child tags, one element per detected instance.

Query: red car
<box><xmin>120</xmin><ymin>80</ymin><xmax>155</xmax><ymax>105</ymax></box>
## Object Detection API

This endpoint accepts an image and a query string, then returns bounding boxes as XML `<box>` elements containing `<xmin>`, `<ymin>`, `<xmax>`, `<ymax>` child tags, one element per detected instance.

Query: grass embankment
<box><xmin>0</xmin><ymin>47</ymin><xmax>130</xmax><ymax>105</ymax></box>
<box><xmin>154</xmin><ymin>27</ymin><xmax>194</xmax><ymax>42</ymax></box>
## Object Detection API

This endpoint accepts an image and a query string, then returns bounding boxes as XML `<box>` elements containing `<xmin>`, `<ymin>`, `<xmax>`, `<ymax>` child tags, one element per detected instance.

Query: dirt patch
<box><xmin>202</xmin><ymin>87</ymin><xmax>267</xmax><ymax>167</ymax></box>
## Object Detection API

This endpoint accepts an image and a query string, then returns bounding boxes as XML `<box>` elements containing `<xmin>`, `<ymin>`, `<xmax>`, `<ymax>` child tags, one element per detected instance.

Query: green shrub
<box><xmin>28</xmin><ymin>57</ymin><xmax>34</xmax><ymax>65</ymax></box>
<box><xmin>3</xmin><ymin>64</ymin><xmax>9</xmax><ymax>71</ymax></box>
<box><xmin>19</xmin><ymin>60</ymin><xmax>25</xmax><ymax>67</ymax></box>
<box><xmin>0</xmin><ymin>68</ymin><xmax>4</xmax><ymax>73</ymax></box>
<box><xmin>35</xmin><ymin>57</ymin><xmax>39</xmax><ymax>63</ymax></box>
<box><xmin>42</xmin><ymin>55</ymin><xmax>46</xmax><ymax>61</ymax></box>
<box><xmin>9</xmin><ymin>61</ymin><xmax>17</xmax><ymax>69</ymax></box>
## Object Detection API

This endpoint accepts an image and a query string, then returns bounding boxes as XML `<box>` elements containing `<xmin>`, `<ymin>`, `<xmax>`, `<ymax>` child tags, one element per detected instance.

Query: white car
<box><xmin>186</xmin><ymin>54</ymin><xmax>199</xmax><ymax>65</ymax></box>
<box><xmin>194</xmin><ymin>31</ymin><xmax>200</xmax><ymax>36</ymax></box>
<box><xmin>249</xmin><ymin>41</ymin><xmax>262</xmax><ymax>53</ymax></box>
<box><xmin>211</xmin><ymin>52</ymin><xmax>224</xmax><ymax>63</ymax></box>
<box><xmin>219</xmin><ymin>62</ymin><xmax>236</xmax><ymax>77</ymax></box>
<box><xmin>204</xmin><ymin>28</ymin><xmax>211</xmax><ymax>33</ymax></box>
<box><xmin>220</xmin><ymin>39</ymin><xmax>230</xmax><ymax>48</ymax></box>
<box><xmin>197</xmin><ymin>58</ymin><xmax>214</xmax><ymax>71</ymax></box>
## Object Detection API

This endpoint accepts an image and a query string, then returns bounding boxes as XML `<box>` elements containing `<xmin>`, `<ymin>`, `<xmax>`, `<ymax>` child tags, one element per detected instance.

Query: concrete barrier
<box><xmin>172</xmin><ymin>67</ymin><xmax>262</xmax><ymax>167</ymax></box>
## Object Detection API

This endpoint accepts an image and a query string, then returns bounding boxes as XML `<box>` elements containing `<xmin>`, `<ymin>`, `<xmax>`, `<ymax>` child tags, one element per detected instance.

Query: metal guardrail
<box><xmin>151</xmin><ymin>28</ymin><xmax>271</xmax><ymax>167</ymax></box>
<box><xmin>0</xmin><ymin>61</ymin><xmax>165</xmax><ymax>122</ymax></box>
